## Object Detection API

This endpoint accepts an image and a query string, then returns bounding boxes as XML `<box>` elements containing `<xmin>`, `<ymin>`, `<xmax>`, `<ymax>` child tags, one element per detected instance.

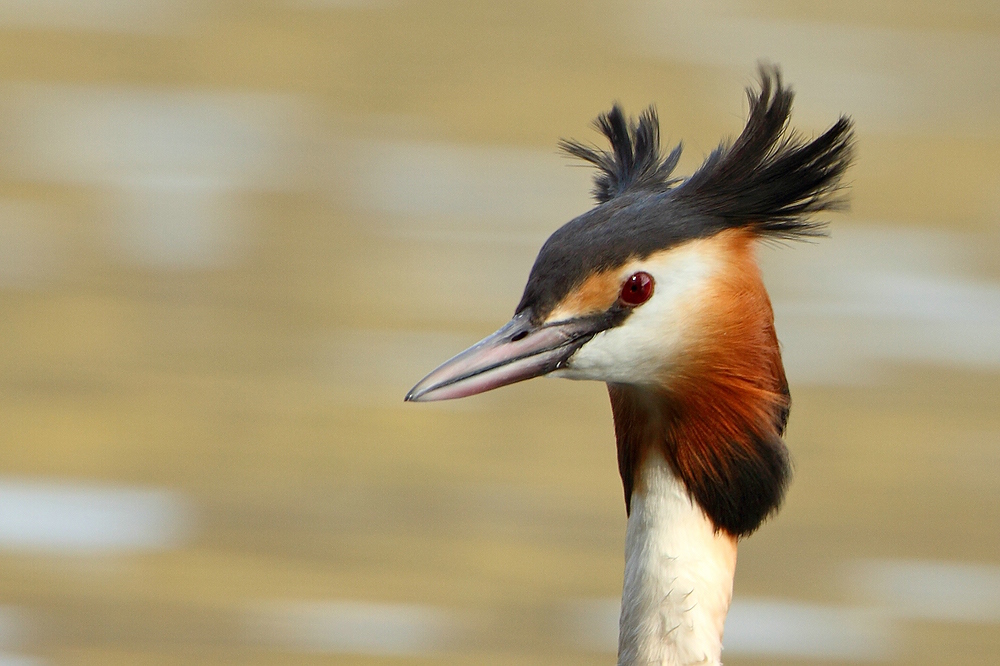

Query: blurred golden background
<box><xmin>0</xmin><ymin>1</ymin><xmax>998</xmax><ymax>664</ymax></box>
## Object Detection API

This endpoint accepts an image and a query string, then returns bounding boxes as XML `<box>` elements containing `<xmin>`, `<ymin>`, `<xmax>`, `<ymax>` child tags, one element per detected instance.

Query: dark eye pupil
<box><xmin>619</xmin><ymin>272</ymin><xmax>654</xmax><ymax>306</ymax></box>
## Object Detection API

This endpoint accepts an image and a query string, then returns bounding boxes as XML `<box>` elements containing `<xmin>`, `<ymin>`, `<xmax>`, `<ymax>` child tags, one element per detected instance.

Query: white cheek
<box><xmin>552</xmin><ymin>247</ymin><xmax>718</xmax><ymax>384</ymax></box>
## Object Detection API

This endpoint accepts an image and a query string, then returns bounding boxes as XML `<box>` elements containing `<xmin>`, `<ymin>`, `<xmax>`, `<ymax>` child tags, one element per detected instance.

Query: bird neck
<box><xmin>618</xmin><ymin>450</ymin><xmax>737</xmax><ymax>666</ymax></box>
<box><xmin>607</xmin><ymin>289</ymin><xmax>790</xmax><ymax>665</ymax></box>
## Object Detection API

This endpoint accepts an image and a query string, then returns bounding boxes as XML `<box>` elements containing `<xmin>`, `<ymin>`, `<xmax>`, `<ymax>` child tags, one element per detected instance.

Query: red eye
<box><xmin>619</xmin><ymin>271</ymin><xmax>654</xmax><ymax>306</ymax></box>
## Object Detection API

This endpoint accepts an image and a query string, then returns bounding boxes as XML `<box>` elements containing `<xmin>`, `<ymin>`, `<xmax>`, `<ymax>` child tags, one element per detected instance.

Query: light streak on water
<box><xmin>852</xmin><ymin>559</ymin><xmax>1000</xmax><ymax>624</ymax></box>
<box><xmin>0</xmin><ymin>479</ymin><xmax>191</xmax><ymax>554</ymax></box>
<box><xmin>249</xmin><ymin>600</ymin><xmax>460</xmax><ymax>656</ymax></box>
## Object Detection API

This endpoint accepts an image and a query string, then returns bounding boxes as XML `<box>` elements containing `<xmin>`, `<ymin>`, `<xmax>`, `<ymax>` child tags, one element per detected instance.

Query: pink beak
<box><xmin>405</xmin><ymin>311</ymin><xmax>602</xmax><ymax>402</ymax></box>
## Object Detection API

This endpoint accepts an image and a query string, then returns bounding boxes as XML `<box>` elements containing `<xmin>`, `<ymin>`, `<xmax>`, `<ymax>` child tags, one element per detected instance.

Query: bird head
<box><xmin>406</xmin><ymin>68</ymin><xmax>853</xmax><ymax>408</ymax></box>
<box><xmin>407</xmin><ymin>68</ymin><xmax>853</xmax><ymax>534</ymax></box>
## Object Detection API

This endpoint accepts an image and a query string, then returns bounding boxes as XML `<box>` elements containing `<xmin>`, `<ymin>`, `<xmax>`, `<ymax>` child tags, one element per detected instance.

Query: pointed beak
<box><xmin>405</xmin><ymin>311</ymin><xmax>603</xmax><ymax>402</ymax></box>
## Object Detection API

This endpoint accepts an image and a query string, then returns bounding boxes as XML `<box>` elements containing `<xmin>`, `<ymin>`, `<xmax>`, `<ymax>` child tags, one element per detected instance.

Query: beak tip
<box><xmin>404</xmin><ymin>385</ymin><xmax>429</xmax><ymax>402</ymax></box>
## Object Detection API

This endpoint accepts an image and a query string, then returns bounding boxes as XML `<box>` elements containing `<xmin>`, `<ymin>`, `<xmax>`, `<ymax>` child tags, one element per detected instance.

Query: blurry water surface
<box><xmin>0</xmin><ymin>1</ymin><xmax>999</xmax><ymax>664</ymax></box>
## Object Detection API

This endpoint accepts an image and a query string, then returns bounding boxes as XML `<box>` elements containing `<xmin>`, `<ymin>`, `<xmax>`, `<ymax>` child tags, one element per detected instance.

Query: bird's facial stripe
<box><xmin>550</xmin><ymin>233</ymin><xmax>753</xmax><ymax>385</ymax></box>
<box><xmin>542</xmin><ymin>235</ymin><xmax>724</xmax><ymax>326</ymax></box>
<box><xmin>543</xmin><ymin>238</ymin><xmax>717</xmax><ymax>326</ymax></box>
<box><xmin>544</xmin><ymin>267</ymin><xmax>625</xmax><ymax>323</ymax></box>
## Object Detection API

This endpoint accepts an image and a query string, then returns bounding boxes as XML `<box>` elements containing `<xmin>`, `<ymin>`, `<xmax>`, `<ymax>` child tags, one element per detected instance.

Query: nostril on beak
<box><xmin>510</xmin><ymin>330</ymin><xmax>528</xmax><ymax>342</ymax></box>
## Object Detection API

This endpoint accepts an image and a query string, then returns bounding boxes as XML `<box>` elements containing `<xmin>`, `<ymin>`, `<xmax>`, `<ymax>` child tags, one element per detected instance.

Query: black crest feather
<box><xmin>559</xmin><ymin>105</ymin><xmax>682</xmax><ymax>204</ymax></box>
<box><xmin>675</xmin><ymin>66</ymin><xmax>854</xmax><ymax>239</ymax></box>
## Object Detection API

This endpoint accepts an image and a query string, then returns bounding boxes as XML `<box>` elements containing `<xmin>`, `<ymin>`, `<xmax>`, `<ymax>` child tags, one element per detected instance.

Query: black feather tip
<box><xmin>559</xmin><ymin>105</ymin><xmax>682</xmax><ymax>204</ymax></box>
<box><xmin>676</xmin><ymin>65</ymin><xmax>855</xmax><ymax>239</ymax></box>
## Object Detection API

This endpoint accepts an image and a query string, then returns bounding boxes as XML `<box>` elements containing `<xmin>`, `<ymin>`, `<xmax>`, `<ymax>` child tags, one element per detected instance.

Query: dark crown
<box><xmin>561</xmin><ymin>65</ymin><xmax>854</xmax><ymax>241</ymax></box>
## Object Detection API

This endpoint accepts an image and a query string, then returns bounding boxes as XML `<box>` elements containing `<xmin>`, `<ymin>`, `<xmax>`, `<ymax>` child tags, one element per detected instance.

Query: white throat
<box><xmin>618</xmin><ymin>452</ymin><xmax>738</xmax><ymax>666</ymax></box>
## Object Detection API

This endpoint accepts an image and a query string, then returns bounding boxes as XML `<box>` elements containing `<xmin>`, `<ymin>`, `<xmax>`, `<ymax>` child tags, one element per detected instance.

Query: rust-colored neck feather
<box><xmin>610</xmin><ymin>235</ymin><xmax>791</xmax><ymax>536</ymax></box>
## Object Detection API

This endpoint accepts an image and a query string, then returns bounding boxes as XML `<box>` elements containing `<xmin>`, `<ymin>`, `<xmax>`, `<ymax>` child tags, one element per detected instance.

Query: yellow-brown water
<box><xmin>1</xmin><ymin>1</ymin><xmax>999</xmax><ymax>664</ymax></box>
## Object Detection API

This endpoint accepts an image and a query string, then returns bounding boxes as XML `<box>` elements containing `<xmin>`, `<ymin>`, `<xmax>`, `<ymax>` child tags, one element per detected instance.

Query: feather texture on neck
<box><xmin>618</xmin><ymin>451</ymin><xmax>737</xmax><ymax>666</ymax></box>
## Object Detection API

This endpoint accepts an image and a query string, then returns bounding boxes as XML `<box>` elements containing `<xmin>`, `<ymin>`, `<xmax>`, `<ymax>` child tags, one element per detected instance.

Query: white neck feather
<box><xmin>618</xmin><ymin>452</ymin><xmax>738</xmax><ymax>666</ymax></box>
